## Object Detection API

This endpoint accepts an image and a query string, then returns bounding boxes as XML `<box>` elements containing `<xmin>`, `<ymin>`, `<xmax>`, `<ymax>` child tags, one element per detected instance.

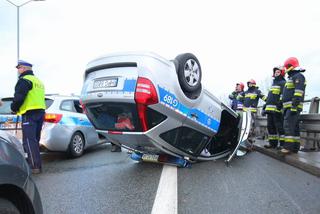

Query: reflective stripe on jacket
<box><xmin>282</xmin><ymin>70</ymin><xmax>306</xmax><ymax>111</ymax></box>
<box><xmin>265</xmin><ymin>77</ymin><xmax>286</xmax><ymax>113</ymax></box>
<box><xmin>237</xmin><ymin>87</ymin><xmax>266</xmax><ymax>110</ymax></box>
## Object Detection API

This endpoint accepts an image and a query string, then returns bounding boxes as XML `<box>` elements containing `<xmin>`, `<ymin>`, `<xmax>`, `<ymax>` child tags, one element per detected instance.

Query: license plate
<box><xmin>93</xmin><ymin>78</ymin><xmax>118</xmax><ymax>89</ymax></box>
<box><xmin>142</xmin><ymin>154</ymin><xmax>159</xmax><ymax>162</ymax></box>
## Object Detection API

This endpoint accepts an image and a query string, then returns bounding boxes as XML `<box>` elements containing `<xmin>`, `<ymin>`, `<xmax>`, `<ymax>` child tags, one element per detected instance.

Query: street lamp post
<box><xmin>5</xmin><ymin>0</ymin><xmax>45</xmax><ymax>63</ymax></box>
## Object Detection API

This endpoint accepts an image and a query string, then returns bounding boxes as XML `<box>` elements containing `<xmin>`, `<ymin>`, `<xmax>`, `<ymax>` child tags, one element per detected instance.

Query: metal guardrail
<box><xmin>255</xmin><ymin>97</ymin><xmax>320</xmax><ymax>151</ymax></box>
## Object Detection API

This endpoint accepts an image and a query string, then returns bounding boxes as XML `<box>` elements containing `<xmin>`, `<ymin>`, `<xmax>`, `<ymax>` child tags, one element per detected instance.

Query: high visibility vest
<box><xmin>17</xmin><ymin>75</ymin><xmax>46</xmax><ymax>115</ymax></box>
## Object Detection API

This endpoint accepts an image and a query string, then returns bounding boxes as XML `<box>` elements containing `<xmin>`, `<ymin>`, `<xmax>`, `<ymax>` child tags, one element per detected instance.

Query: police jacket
<box><xmin>237</xmin><ymin>86</ymin><xmax>266</xmax><ymax>112</ymax></box>
<box><xmin>11</xmin><ymin>70</ymin><xmax>45</xmax><ymax>114</ymax></box>
<box><xmin>265</xmin><ymin>76</ymin><xmax>286</xmax><ymax>113</ymax></box>
<box><xmin>229</xmin><ymin>91</ymin><xmax>243</xmax><ymax>110</ymax></box>
<box><xmin>282</xmin><ymin>70</ymin><xmax>306</xmax><ymax>112</ymax></box>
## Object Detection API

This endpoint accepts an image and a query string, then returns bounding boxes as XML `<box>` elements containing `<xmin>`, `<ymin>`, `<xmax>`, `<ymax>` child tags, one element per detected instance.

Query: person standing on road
<box><xmin>237</xmin><ymin>79</ymin><xmax>267</xmax><ymax>113</ymax></box>
<box><xmin>237</xmin><ymin>79</ymin><xmax>267</xmax><ymax>147</ymax></box>
<box><xmin>264</xmin><ymin>66</ymin><xmax>286</xmax><ymax>149</ymax></box>
<box><xmin>11</xmin><ymin>60</ymin><xmax>46</xmax><ymax>174</ymax></box>
<box><xmin>279</xmin><ymin>57</ymin><xmax>306</xmax><ymax>155</ymax></box>
<box><xmin>228</xmin><ymin>82</ymin><xmax>244</xmax><ymax>111</ymax></box>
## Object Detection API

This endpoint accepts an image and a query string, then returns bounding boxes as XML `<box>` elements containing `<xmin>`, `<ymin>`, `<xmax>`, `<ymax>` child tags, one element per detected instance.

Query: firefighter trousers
<box><xmin>267</xmin><ymin>112</ymin><xmax>285</xmax><ymax>147</ymax></box>
<box><xmin>283</xmin><ymin>109</ymin><xmax>301</xmax><ymax>152</ymax></box>
<box><xmin>22</xmin><ymin>110</ymin><xmax>45</xmax><ymax>170</ymax></box>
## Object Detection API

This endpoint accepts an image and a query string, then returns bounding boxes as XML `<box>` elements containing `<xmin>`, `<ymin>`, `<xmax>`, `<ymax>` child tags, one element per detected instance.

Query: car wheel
<box><xmin>0</xmin><ymin>198</ymin><xmax>20</xmax><ymax>214</ymax></box>
<box><xmin>175</xmin><ymin>53</ymin><xmax>202</xmax><ymax>93</ymax></box>
<box><xmin>69</xmin><ymin>132</ymin><xmax>85</xmax><ymax>157</ymax></box>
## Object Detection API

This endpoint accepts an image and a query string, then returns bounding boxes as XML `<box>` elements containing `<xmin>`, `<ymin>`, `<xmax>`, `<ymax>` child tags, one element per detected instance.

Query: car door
<box><xmin>179</xmin><ymin>90</ymin><xmax>222</xmax><ymax>157</ymax></box>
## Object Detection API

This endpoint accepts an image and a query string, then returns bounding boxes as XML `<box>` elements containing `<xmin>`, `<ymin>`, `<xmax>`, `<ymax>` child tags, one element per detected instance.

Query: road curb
<box><xmin>253</xmin><ymin>143</ymin><xmax>320</xmax><ymax>177</ymax></box>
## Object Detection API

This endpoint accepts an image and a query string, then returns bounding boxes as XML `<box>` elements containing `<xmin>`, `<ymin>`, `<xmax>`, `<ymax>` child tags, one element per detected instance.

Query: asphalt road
<box><xmin>33</xmin><ymin>144</ymin><xmax>320</xmax><ymax>214</ymax></box>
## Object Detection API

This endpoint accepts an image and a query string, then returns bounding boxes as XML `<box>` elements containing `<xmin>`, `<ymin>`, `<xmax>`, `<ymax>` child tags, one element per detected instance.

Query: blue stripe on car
<box><xmin>123</xmin><ymin>79</ymin><xmax>136</xmax><ymax>92</ymax></box>
<box><xmin>158</xmin><ymin>86</ymin><xmax>220</xmax><ymax>132</ymax></box>
<box><xmin>59</xmin><ymin>116</ymin><xmax>93</xmax><ymax>127</ymax></box>
<box><xmin>0</xmin><ymin>116</ymin><xmax>21</xmax><ymax>123</ymax></box>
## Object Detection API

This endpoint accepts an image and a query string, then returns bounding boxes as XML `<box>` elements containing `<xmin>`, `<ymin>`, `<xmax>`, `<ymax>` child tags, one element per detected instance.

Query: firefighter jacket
<box><xmin>229</xmin><ymin>91</ymin><xmax>243</xmax><ymax>110</ymax></box>
<box><xmin>282</xmin><ymin>70</ymin><xmax>306</xmax><ymax>112</ymax></box>
<box><xmin>237</xmin><ymin>86</ymin><xmax>267</xmax><ymax>112</ymax></box>
<box><xmin>265</xmin><ymin>76</ymin><xmax>286</xmax><ymax>113</ymax></box>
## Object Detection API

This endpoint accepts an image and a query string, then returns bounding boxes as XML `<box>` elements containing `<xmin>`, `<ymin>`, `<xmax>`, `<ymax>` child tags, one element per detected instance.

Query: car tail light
<box><xmin>44</xmin><ymin>113</ymin><xmax>62</xmax><ymax>123</ymax></box>
<box><xmin>134</xmin><ymin>77</ymin><xmax>158</xmax><ymax>132</ymax></box>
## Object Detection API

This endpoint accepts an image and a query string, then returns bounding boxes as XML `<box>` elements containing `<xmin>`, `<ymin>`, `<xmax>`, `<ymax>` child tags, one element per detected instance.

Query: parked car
<box><xmin>0</xmin><ymin>130</ymin><xmax>43</xmax><ymax>214</ymax></box>
<box><xmin>80</xmin><ymin>52</ymin><xmax>251</xmax><ymax>163</ymax></box>
<box><xmin>0</xmin><ymin>95</ymin><xmax>106</xmax><ymax>157</ymax></box>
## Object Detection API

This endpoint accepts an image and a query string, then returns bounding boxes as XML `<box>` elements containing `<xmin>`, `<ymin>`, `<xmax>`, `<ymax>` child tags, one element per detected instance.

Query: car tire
<box><xmin>175</xmin><ymin>53</ymin><xmax>202</xmax><ymax>93</ymax></box>
<box><xmin>69</xmin><ymin>132</ymin><xmax>85</xmax><ymax>157</ymax></box>
<box><xmin>0</xmin><ymin>198</ymin><xmax>20</xmax><ymax>214</ymax></box>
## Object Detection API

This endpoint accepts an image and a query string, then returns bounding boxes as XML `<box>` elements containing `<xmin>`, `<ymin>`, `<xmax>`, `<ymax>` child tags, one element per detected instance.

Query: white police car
<box><xmin>80</xmin><ymin>52</ymin><xmax>251</xmax><ymax>164</ymax></box>
<box><xmin>0</xmin><ymin>95</ymin><xmax>106</xmax><ymax>157</ymax></box>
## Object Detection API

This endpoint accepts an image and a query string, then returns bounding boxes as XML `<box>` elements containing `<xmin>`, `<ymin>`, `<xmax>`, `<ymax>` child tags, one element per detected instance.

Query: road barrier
<box><xmin>255</xmin><ymin>97</ymin><xmax>320</xmax><ymax>151</ymax></box>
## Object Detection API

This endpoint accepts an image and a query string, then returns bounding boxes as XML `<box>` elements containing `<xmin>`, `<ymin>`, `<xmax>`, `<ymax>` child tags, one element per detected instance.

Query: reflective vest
<box><xmin>17</xmin><ymin>75</ymin><xmax>46</xmax><ymax>115</ymax></box>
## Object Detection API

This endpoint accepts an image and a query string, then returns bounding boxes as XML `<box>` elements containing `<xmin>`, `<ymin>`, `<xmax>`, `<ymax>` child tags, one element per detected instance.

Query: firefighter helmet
<box><xmin>247</xmin><ymin>79</ymin><xmax>256</xmax><ymax>85</ymax></box>
<box><xmin>236</xmin><ymin>82</ymin><xmax>244</xmax><ymax>91</ymax></box>
<box><xmin>273</xmin><ymin>66</ymin><xmax>285</xmax><ymax>77</ymax></box>
<box><xmin>284</xmin><ymin>57</ymin><xmax>299</xmax><ymax>69</ymax></box>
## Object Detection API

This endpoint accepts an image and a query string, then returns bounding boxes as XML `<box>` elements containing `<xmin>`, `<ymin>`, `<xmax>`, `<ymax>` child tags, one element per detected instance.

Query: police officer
<box><xmin>228</xmin><ymin>82</ymin><xmax>244</xmax><ymax>111</ymax></box>
<box><xmin>11</xmin><ymin>60</ymin><xmax>46</xmax><ymax>174</ymax></box>
<box><xmin>264</xmin><ymin>66</ymin><xmax>286</xmax><ymax>149</ymax></box>
<box><xmin>237</xmin><ymin>79</ymin><xmax>267</xmax><ymax>113</ymax></box>
<box><xmin>280</xmin><ymin>57</ymin><xmax>306</xmax><ymax>155</ymax></box>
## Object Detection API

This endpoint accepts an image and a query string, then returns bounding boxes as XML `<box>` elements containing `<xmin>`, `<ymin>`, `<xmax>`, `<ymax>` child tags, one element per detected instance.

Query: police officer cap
<box><xmin>16</xmin><ymin>60</ymin><xmax>32</xmax><ymax>68</ymax></box>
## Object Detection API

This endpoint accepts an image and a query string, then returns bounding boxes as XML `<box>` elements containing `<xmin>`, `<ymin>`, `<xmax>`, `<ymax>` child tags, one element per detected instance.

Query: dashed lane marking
<box><xmin>151</xmin><ymin>165</ymin><xmax>177</xmax><ymax>214</ymax></box>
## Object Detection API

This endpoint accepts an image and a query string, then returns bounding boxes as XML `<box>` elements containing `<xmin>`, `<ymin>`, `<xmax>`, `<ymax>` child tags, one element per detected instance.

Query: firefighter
<box><xmin>279</xmin><ymin>57</ymin><xmax>306</xmax><ymax>155</ymax></box>
<box><xmin>11</xmin><ymin>60</ymin><xmax>46</xmax><ymax>174</ymax></box>
<box><xmin>228</xmin><ymin>82</ymin><xmax>244</xmax><ymax>111</ymax></box>
<box><xmin>264</xmin><ymin>66</ymin><xmax>286</xmax><ymax>149</ymax></box>
<box><xmin>237</xmin><ymin>79</ymin><xmax>267</xmax><ymax>113</ymax></box>
<box><xmin>237</xmin><ymin>79</ymin><xmax>267</xmax><ymax>146</ymax></box>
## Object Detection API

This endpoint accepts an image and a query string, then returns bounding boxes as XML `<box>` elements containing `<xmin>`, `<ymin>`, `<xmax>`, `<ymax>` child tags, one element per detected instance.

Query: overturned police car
<box><xmin>80</xmin><ymin>52</ymin><xmax>251</xmax><ymax>165</ymax></box>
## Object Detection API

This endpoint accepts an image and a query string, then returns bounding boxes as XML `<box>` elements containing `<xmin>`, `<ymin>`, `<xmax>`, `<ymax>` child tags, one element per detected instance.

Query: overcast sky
<box><xmin>1</xmin><ymin>0</ymin><xmax>320</xmax><ymax>102</ymax></box>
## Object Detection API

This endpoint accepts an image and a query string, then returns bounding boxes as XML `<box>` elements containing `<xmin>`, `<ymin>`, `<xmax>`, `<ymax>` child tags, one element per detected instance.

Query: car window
<box><xmin>160</xmin><ymin>127</ymin><xmax>209</xmax><ymax>155</ymax></box>
<box><xmin>60</xmin><ymin>100</ymin><xmax>76</xmax><ymax>112</ymax></box>
<box><xmin>85</xmin><ymin>103</ymin><xmax>141</xmax><ymax>131</ymax></box>
<box><xmin>45</xmin><ymin>99</ymin><xmax>54</xmax><ymax>109</ymax></box>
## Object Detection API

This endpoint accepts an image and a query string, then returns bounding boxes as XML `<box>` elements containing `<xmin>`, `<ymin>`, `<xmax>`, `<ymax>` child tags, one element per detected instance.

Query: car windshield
<box><xmin>85</xmin><ymin>102</ymin><xmax>142</xmax><ymax>132</ymax></box>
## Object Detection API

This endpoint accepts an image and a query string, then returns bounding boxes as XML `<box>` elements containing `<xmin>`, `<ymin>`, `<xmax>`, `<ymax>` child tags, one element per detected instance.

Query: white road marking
<box><xmin>151</xmin><ymin>165</ymin><xmax>177</xmax><ymax>214</ymax></box>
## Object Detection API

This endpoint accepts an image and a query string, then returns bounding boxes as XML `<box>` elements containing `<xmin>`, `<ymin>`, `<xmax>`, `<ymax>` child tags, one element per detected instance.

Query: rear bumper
<box><xmin>40</xmin><ymin>124</ymin><xmax>71</xmax><ymax>151</ymax></box>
